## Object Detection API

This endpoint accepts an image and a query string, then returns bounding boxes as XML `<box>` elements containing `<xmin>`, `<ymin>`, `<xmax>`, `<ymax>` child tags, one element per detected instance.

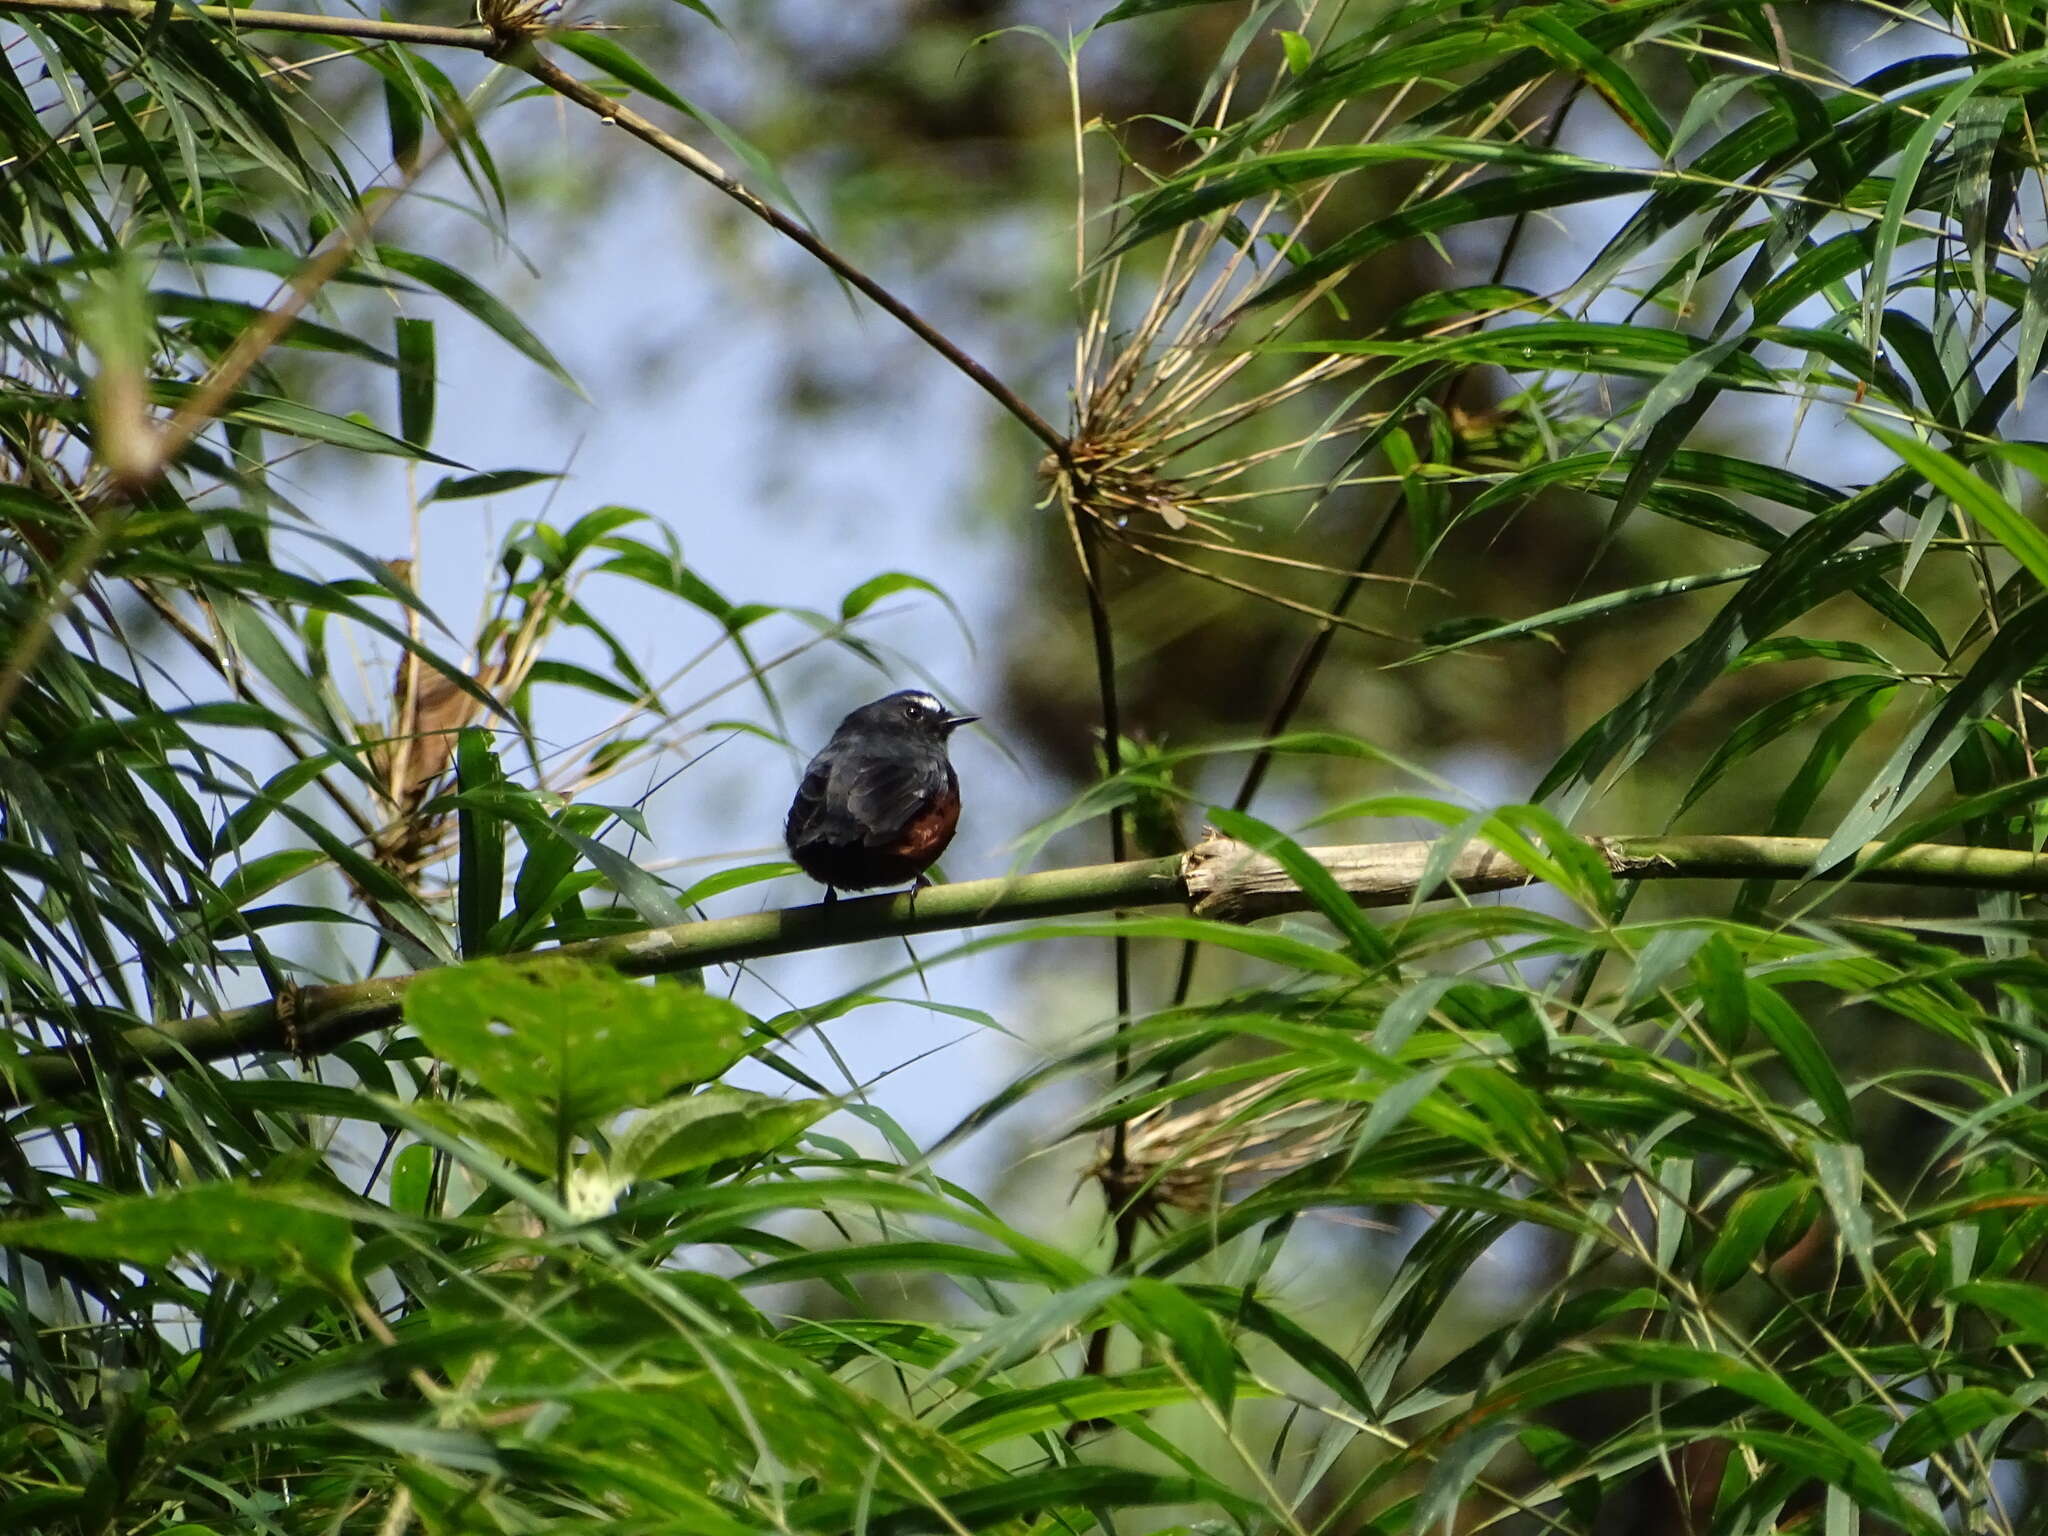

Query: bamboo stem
<box><xmin>7</xmin><ymin>832</ymin><xmax>2048</xmax><ymax>1105</ymax></box>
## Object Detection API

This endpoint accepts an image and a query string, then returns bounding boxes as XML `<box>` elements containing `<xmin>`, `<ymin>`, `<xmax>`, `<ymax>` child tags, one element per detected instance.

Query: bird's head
<box><xmin>838</xmin><ymin>690</ymin><xmax>978</xmax><ymax>742</ymax></box>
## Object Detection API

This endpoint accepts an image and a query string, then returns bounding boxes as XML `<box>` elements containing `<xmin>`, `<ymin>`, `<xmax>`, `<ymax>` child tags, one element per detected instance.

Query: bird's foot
<box><xmin>823</xmin><ymin>887</ymin><xmax>839</xmax><ymax>907</ymax></box>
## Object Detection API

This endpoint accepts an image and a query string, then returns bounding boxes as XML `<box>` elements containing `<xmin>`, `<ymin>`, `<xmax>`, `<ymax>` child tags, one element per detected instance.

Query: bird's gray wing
<box><xmin>842</xmin><ymin>754</ymin><xmax>941</xmax><ymax>846</ymax></box>
<box><xmin>784</xmin><ymin>750</ymin><xmax>842</xmax><ymax>850</ymax></box>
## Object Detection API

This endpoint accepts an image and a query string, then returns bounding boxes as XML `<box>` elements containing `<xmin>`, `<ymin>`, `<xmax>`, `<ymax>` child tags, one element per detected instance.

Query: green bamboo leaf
<box><xmin>147</xmin><ymin>381</ymin><xmax>457</xmax><ymax>464</ymax></box>
<box><xmin>1182</xmin><ymin>1283</ymin><xmax>1372</xmax><ymax>1414</ymax></box>
<box><xmin>1812</xmin><ymin>1139</ymin><xmax>1877</xmax><ymax>1272</ymax></box>
<box><xmin>1817</xmin><ymin>594</ymin><xmax>2048</xmax><ymax>870</ymax></box>
<box><xmin>1026</xmin><ymin>916</ymin><xmax>1363</xmax><ymax>976</ymax></box>
<box><xmin>674</xmin><ymin>859</ymin><xmax>796</xmax><ymax>908</ymax></box>
<box><xmin>1750</xmin><ymin>984</ymin><xmax>1855</xmax><ymax>1140</ymax></box>
<box><xmin>1734</xmin><ymin>683</ymin><xmax>1899</xmax><ymax>914</ymax></box>
<box><xmin>552</xmin><ymin>31</ymin><xmax>817</xmax><ymax>230</ymax></box>
<box><xmin>1117</xmin><ymin>1278</ymin><xmax>1236</xmax><ymax>1412</ymax></box>
<box><xmin>382</xmin><ymin>51</ymin><xmax>423</xmax><ymax>171</ymax></box>
<box><xmin>1415</xmin><ymin>1419</ymin><xmax>1525</xmax><ymax>1534</ymax></box>
<box><xmin>2020</xmin><ymin>246</ymin><xmax>2048</xmax><ymax>406</ymax></box>
<box><xmin>394</xmin><ymin>315</ymin><xmax>434</xmax><ymax>449</ymax></box>
<box><xmin>1730</xmin><ymin>637</ymin><xmax>1896</xmax><ymax>673</ymax></box>
<box><xmin>794</xmin><ymin>1467</ymin><xmax>1256</xmax><ymax>1532</ymax></box>
<box><xmin>454</xmin><ymin>728</ymin><xmax>504</xmax><ymax>960</ymax></box>
<box><xmin>1697</xmin><ymin>1177</ymin><xmax>1815</xmax><ymax>1292</ymax></box>
<box><xmin>1863</xmin><ymin>419</ymin><xmax>2048</xmax><ymax>588</ymax></box>
<box><xmin>1677</xmin><ymin>675</ymin><xmax>1895</xmax><ymax>818</ymax></box>
<box><xmin>1579</xmin><ymin>1340</ymin><xmax>1899</xmax><ymax>1488</ymax></box>
<box><xmin>154</xmin><ymin>292</ymin><xmax>397</xmax><ymax>364</ymax></box>
<box><xmin>202</xmin><ymin>846</ymin><xmax>327</xmax><ymax>928</ymax></box>
<box><xmin>1751</xmin><ymin>227</ymin><xmax>1877</xmax><ymax>325</ymax></box>
<box><xmin>371</xmin><ymin>247</ymin><xmax>577</xmax><ymax>393</ymax></box>
<box><xmin>1865</xmin><ymin>64</ymin><xmax>2014</xmax><ymax>350</ymax></box>
<box><xmin>941</xmin><ymin>1368</ymin><xmax>1222</xmax><ymax>1447</ymax></box>
<box><xmin>1221</xmin><ymin>15</ymin><xmax>1523</xmax><ymax>145</ymax></box>
<box><xmin>1111</xmin><ymin>138</ymin><xmax>1613</xmax><ymax>256</ymax></box>
<box><xmin>1540</xmin><ymin>473</ymin><xmax>1921</xmax><ymax>809</ymax></box>
<box><xmin>1515</xmin><ymin>10</ymin><xmax>1669</xmax><ymax>154</ymax></box>
<box><xmin>613</xmin><ymin>1088</ymin><xmax>826</xmax><ymax>1182</ymax></box>
<box><xmin>1281</xmin><ymin>320</ymin><xmax>1775</xmax><ymax>389</ymax></box>
<box><xmin>333</xmin><ymin>1420</ymin><xmax>502</xmax><ymax>1474</ymax></box>
<box><xmin>1882</xmin><ymin>1386</ymin><xmax>2018</xmax><ymax>1467</ymax></box>
<box><xmin>1951</xmin><ymin>1279</ymin><xmax>2048</xmax><ymax>1344</ymax></box>
<box><xmin>741</xmin><ymin>1240</ymin><xmax>1052</xmax><ymax>1289</ymax></box>
<box><xmin>1251</xmin><ymin>168</ymin><xmax>1657</xmax><ymax>309</ymax></box>
<box><xmin>423</xmin><ymin>469</ymin><xmax>560</xmax><ymax>503</ymax></box>
<box><xmin>1206</xmin><ymin>807</ymin><xmax>1390</xmax><ymax>964</ymax></box>
<box><xmin>1450</xmin><ymin>1065</ymin><xmax>1569</xmax><ymax>1183</ymax></box>
<box><xmin>554</xmin><ymin>30</ymin><xmax>696</xmax><ymax>115</ymax></box>
<box><xmin>1388</xmin><ymin>283</ymin><xmax>1562</xmax><ymax>330</ymax></box>
<box><xmin>1401</xmin><ymin>565</ymin><xmax>1758</xmax><ymax>664</ymax></box>
<box><xmin>1098</xmin><ymin>0</ymin><xmax>1233</xmax><ymax>21</ymax></box>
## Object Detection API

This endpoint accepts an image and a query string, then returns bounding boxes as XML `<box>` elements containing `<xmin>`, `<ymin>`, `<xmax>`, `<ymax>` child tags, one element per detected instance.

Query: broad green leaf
<box><xmin>0</xmin><ymin>1183</ymin><xmax>355</xmax><ymax>1291</ymax></box>
<box><xmin>404</xmin><ymin>956</ymin><xmax>748</xmax><ymax>1125</ymax></box>
<box><xmin>613</xmin><ymin>1088</ymin><xmax>826</xmax><ymax>1182</ymax></box>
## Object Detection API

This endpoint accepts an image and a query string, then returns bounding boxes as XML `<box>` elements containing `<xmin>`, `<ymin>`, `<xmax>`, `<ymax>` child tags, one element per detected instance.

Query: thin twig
<box><xmin>0</xmin><ymin>0</ymin><xmax>494</xmax><ymax>49</ymax></box>
<box><xmin>505</xmin><ymin>44</ymin><xmax>1069</xmax><ymax>461</ymax></box>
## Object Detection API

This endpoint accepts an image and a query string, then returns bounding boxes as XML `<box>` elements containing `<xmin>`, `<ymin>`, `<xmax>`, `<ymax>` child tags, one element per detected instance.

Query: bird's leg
<box><xmin>823</xmin><ymin>887</ymin><xmax>839</xmax><ymax>907</ymax></box>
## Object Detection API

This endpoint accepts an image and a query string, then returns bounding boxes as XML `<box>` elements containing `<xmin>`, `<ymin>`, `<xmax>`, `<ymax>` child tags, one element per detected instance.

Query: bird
<box><xmin>784</xmin><ymin>690</ymin><xmax>977</xmax><ymax>901</ymax></box>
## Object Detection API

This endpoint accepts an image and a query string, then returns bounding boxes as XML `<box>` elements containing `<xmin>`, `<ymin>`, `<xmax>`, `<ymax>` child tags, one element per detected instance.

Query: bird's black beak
<box><xmin>944</xmin><ymin>712</ymin><xmax>979</xmax><ymax>732</ymax></box>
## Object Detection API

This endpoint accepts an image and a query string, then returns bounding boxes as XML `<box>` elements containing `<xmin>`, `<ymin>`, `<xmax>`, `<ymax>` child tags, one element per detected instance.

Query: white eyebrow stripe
<box><xmin>904</xmin><ymin>691</ymin><xmax>944</xmax><ymax>712</ymax></box>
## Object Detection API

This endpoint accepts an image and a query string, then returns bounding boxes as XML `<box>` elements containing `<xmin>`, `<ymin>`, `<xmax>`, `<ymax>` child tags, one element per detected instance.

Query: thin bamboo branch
<box><xmin>0</xmin><ymin>0</ymin><xmax>494</xmax><ymax>48</ymax></box>
<box><xmin>504</xmin><ymin>45</ymin><xmax>1069</xmax><ymax>461</ymax></box>
<box><xmin>9</xmin><ymin>832</ymin><xmax>2048</xmax><ymax>1105</ymax></box>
